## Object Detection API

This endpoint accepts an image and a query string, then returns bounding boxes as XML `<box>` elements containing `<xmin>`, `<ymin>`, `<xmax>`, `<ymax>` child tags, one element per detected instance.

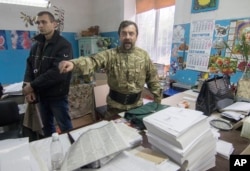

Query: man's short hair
<box><xmin>37</xmin><ymin>11</ymin><xmax>55</xmax><ymax>22</ymax></box>
<box><xmin>118</xmin><ymin>20</ymin><xmax>138</xmax><ymax>36</ymax></box>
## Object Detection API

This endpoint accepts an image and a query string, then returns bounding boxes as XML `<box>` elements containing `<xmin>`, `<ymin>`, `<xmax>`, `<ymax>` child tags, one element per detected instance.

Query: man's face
<box><xmin>119</xmin><ymin>25</ymin><xmax>137</xmax><ymax>50</ymax></box>
<box><xmin>35</xmin><ymin>14</ymin><xmax>56</xmax><ymax>36</ymax></box>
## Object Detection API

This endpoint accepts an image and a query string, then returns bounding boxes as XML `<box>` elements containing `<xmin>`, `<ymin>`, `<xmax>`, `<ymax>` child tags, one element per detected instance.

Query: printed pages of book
<box><xmin>115</xmin><ymin>122</ymin><xmax>142</xmax><ymax>148</ymax></box>
<box><xmin>216</xmin><ymin>139</ymin><xmax>234</xmax><ymax>160</ymax></box>
<box><xmin>68</xmin><ymin>120</ymin><xmax>109</xmax><ymax>141</ymax></box>
<box><xmin>69</xmin><ymin>120</ymin><xmax>142</xmax><ymax>148</ymax></box>
<box><xmin>143</xmin><ymin>106</ymin><xmax>209</xmax><ymax>149</ymax></box>
<box><xmin>221</xmin><ymin>102</ymin><xmax>250</xmax><ymax>115</ymax></box>
<box><xmin>61</xmin><ymin>121</ymin><xmax>130</xmax><ymax>171</ymax></box>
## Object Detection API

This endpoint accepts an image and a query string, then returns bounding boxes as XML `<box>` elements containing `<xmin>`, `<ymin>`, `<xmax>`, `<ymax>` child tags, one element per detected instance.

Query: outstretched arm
<box><xmin>58</xmin><ymin>60</ymin><xmax>74</xmax><ymax>73</ymax></box>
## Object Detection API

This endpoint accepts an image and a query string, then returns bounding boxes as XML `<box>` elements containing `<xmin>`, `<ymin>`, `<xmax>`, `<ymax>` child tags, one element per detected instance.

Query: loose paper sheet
<box><xmin>0</xmin><ymin>138</ymin><xmax>42</xmax><ymax>171</ymax></box>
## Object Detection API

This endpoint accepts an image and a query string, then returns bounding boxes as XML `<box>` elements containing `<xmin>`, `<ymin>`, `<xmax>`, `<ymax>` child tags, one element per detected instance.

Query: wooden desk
<box><xmin>160</xmin><ymin>90</ymin><xmax>250</xmax><ymax>171</ymax></box>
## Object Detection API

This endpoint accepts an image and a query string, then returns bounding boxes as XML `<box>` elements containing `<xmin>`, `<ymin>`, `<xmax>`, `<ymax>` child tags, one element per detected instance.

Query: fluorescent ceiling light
<box><xmin>0</xmin><ymin>0</ymin><xmax>50</xmax><ymax>8</ymax></box>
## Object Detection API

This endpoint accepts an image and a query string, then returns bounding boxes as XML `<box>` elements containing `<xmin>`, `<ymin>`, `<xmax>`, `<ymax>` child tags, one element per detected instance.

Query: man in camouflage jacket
<box><xmin>59</xmin><ymin>20</ymin><xmax>162</xmax><ymax>119</ymax></box>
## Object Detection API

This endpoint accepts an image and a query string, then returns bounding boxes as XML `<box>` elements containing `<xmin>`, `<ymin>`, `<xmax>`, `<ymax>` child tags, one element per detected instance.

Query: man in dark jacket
<box><xmin>23</xmin><ymin>11</ymin><xmax>73</xmax><ymax>137</ymax></box>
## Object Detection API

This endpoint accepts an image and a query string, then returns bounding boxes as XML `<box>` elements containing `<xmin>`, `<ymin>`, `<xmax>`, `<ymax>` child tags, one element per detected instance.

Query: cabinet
<box><xmin>78</xmin><ymin>37</ymin><xmax>104</xmax><ymax>56</ymax></box>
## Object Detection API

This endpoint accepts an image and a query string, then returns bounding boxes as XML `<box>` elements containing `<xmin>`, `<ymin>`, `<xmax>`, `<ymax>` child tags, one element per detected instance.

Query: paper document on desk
<box><xmin>221</xmin><ymin>102</ymin><xmax>250</xmax><ymax>115</ymax></box>
<box><xmin>61</xmin><ymin>121</ymin><xmax>130</xmax><ymax>171</ymax></box>
<box><xmin>3</xmin><ymin>81</ymin><xmax>23</xmax><ymax>95</ymax></box>
<box><xmin>0</xmin><ymin>138</ymin><xmax>43</xmax><ymax>171</ymax></box>
<box><xmin>216</xmin><ymin>139</ymin><xmax>234</xmax><ymax>160</ymax></box>
<box><xmin>80</xmin><ymin>149</ymin><xmax>180</xmax><ymax>171</ymax></box>
<box><xmin>221</xmin><ymin>111</ymin><xmax>244</xmax><ymax>121</ymax></box>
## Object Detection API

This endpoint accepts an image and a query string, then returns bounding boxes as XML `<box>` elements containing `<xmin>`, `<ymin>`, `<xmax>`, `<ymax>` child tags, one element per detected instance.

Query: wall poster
<box><xmin>10</xmin><ymin>30</ymin><xmax>32</xmax><ymax>50</ymax></box>
<box><xmin>0</xmin><ymin>30</ymin><xmax>8</xmax><ymax>50</ymax></box>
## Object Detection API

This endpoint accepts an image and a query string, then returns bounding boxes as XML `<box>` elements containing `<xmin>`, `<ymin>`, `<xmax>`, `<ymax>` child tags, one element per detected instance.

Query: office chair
<box><xmin>0</xmin><ymin>100</ymin><xmax>21</xmax><ymax>140</ymax></box>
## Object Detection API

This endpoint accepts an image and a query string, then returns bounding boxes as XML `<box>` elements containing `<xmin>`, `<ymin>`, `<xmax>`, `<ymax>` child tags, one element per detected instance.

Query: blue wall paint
<box><xmin>0</xmin><ymin>30</ymin><xmax>78</xmax><ymax>84</ymax></box>
<box><xmin>100</xmin><ymin>31</ymin><xmax>119</xmax><ymax>48</ymax></box>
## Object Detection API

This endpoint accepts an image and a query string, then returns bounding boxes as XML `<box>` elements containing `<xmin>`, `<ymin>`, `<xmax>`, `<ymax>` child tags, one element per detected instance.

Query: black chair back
<box><xmin>0</xmin><ymin>100</ymin><xmax>19</xmax><ymax>126</ymax></box>
<box><xmin>0</xmin><ymin>100</ymin><xmax>21</xmax><ymax>140</ymax></box>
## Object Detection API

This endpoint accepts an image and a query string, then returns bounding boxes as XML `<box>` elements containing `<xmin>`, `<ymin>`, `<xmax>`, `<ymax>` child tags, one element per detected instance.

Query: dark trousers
<box><xmin>38</xmin><ymin>96</ymin><xmax>73</xmax><ymax>137</ymax></box>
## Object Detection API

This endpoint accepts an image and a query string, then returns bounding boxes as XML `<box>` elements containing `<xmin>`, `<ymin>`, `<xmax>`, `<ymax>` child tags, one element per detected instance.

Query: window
<box><xmin>136</xmin><ymin>6</ymin><xmax>175</xmax><ymax>65</ymax></box>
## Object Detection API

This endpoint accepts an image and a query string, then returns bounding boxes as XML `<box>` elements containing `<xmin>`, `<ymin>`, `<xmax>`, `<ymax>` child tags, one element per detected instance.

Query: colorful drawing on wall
<box><xmin>172</xmin><ymin>25</ymin><xmax>185</xmax><ymax>43</ymax></box>
<box><xmin>0</xmin><ymin>30</ymin><xmax>8</xmax><ymax>50</ymax></box>
<box><xmin>214</xmin><ymin>24</ymin><xmax>229</xmax><ymax>37</ymax></box>
<box><xmin>11</xmin><ymin>30</ymin><xmax>32</xmax><ymax>49</ymax></box>
<box><xmin>235</xmin><ymin>20</ymin><xmax>250</xmax><ymax>42</ymax></box>
<box><xmin>191</xmin><ymin>0</ymin><xmax>219</xmax><ymax>13</ymax></box>
<box><xmin>171</xmin><ymin>24</ymin><xmax>188</xmax><ymax>72</ymax></box>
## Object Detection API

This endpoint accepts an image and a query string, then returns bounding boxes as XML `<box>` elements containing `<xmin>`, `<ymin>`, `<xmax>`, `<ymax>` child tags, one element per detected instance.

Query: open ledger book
<box><xmin>60</xmin><ymin>121</ymin><xmax>141</xmax><ymax>171</ymax></box>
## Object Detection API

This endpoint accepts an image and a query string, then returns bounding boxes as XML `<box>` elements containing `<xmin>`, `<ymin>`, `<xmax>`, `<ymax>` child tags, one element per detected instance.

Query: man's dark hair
<box><xmin>118</xmin><ymin>20</ymin><xmax>138</xmax><ymax>36</ymax></box>
<box><xmin>37</xmin><ymin>11</ymin><xmax>55</xmax><ymax>22</ymax></box>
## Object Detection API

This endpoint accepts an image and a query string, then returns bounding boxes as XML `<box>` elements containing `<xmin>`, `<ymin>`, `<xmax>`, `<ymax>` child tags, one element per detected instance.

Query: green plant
<box><xmin>224</xmin><ymin>33</ymin><xmax>250</xmax><ymax>72</ymax></box>
<box><xmin>234</xmin><ymin>34</ymin><xmax>250</xmax><ymax>62</ymax></box>
<box><xmin>96</xmin><ymin>37</ymin><xmax>111</xmax><ymax>50</ymax></box>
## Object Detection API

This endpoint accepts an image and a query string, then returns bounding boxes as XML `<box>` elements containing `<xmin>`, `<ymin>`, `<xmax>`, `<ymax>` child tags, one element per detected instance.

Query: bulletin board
<box><xmin>170</xmin><ymin>17</ymin><xmax>250</xmax><ymax>76</ymax></box>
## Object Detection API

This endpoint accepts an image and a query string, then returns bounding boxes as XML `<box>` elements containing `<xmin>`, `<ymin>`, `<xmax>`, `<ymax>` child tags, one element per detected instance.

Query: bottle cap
<box><xmin>52</xmin><ymin>132</ymin><xmax>59</xmax><ymax>141</ymax></box>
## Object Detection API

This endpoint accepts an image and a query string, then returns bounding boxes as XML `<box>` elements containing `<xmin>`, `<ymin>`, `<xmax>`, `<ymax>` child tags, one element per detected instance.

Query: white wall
<box><xmin>90</xmin><ymin>0</ymin><xmax>123</xmax><ymax>32</ymax></box>
<box><xmin>0</xmin><ymin>0</ymin><xmax>91</xmax><ymax>32</ymax></box>
<box><xmin>0</xmin><ymin>0</ymin><xmax>133</xmax><ymax>33</ymax></box>
<box><xmin>123</xmin><ymin>0</ymin><xmax>136</xmax><ymax>22</ymax></box>
<box><xmin>90</xmin><ymin>0</ymin><xmax>136</xmax><ymax>32</ymax></box>
<box><xmin>174</xmin><ymin>0</ymin><xmax>250</xmax><ymax>24</ymax></box>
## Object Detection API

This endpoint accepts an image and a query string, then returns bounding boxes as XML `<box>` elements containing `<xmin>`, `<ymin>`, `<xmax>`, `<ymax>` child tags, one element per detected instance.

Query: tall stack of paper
<box><xmin>143</xmin><ymin>107</ymin><xmax>217</xmax><ymax>171</ymax></box>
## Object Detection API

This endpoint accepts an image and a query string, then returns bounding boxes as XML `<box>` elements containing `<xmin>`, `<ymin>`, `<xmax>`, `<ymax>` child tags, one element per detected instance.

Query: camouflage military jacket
<box><xmin>71</xmin><ymin>46</ymin><xmax>162</xmax><ymax>110</ymax></box>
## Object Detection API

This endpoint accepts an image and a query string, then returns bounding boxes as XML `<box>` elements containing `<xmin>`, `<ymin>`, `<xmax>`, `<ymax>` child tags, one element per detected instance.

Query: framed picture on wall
<box><xmin>191</xmin><ymin>0</ymin><xmax>219</xmax><ymax>13</ymax></box>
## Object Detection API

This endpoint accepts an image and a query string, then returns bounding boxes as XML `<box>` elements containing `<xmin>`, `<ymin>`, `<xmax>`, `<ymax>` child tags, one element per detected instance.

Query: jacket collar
<box><xmin>116</xmin><ymin>46</ymin><xmax>136</xmax><ymax>53</ymax></box>
<box><xmin>33</xmin><ymin>30</ymin><xmax>60</xmax><ymax>44</ymax></box>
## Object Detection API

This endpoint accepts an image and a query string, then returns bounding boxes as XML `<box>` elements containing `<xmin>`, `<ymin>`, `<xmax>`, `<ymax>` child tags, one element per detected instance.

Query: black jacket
<box><xmin>23</xmin><ymin>30</ymin><xmax>72</xmax><ymax>100</ymax></box>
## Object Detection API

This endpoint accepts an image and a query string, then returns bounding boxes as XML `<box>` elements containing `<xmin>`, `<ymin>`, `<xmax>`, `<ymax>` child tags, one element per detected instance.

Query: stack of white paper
<box><xmin>143</xmin><ymin>107</ymin><xmax>217</xmax><ymax>171</ymax></box>
<box><xmin>221</xmin><ymin>101</ymin><xmax>250</xmax><ymax>116</ymax></box>
<box><xmin>216</xmin><ymin>139</ymin><xmax>234</xmax><ymax>160</ymax></box>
